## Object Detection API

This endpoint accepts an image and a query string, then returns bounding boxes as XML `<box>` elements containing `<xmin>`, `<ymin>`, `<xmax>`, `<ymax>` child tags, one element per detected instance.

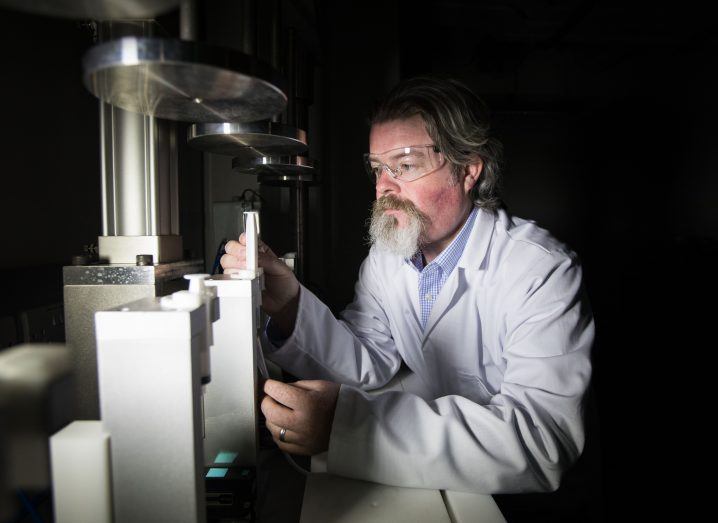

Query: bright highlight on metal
<box><xmin>188</xmin><ymin>122</ymin><xmax>308</xmax><ymax>156</ymax></box>
<box><xmin>232</xmin><ymin>155</ymin><xmax>316</xmax><ymax>184</ymax></box>
<box><xmin>83</xmin><ymin>37</ymin><xmax>287</xmax><ymax>123</ymax></box>
<box><xmin>0</xmin><ymin>0</ymin><xmax>180</xmax><ymax>19</ymax></box>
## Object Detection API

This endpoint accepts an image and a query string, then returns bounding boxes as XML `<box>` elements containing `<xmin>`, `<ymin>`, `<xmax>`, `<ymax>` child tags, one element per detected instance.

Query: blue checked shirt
<box><xmin>409</xmin><ymin>206</ymin><xmax>478</xmax><ymax>330</ymax></box>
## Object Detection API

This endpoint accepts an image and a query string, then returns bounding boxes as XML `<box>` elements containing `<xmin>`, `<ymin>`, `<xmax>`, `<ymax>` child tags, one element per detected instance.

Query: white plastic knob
<box><xmin>161</xmin><ymin>290</ymin><xmax>202</xmax><ymax>310</ymax></box>
<box><xmin>184</xmin><ymin>273</ymin><xmax>210</xmax><ymax>295</ymax></box>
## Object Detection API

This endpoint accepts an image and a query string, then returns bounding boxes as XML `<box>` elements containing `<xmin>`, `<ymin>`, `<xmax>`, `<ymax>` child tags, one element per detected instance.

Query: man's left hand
<box><xmin>261</xmin><ymin>379</ymin><xmax>340</xmax><ymax>455</ymax></box>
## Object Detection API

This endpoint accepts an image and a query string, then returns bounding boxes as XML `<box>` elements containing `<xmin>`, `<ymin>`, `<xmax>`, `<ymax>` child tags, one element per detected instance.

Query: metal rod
<box><xmin>270</xmin><ymin>0</ymin><xmax>282</xmax><ymax>123</ymax></box>
<box><xmin>147</xmin><ymin>114</ymin><xmax>158</xmax><ymax>235</ymax></box>
<box><xmin>286</xmin><ymin>27</ymin><xmax>296</xmax><ymax>127</ymax></box>
<box><xmin>100</xmin><ymin>100</ymin><xmax>110</xmax><ymax>236</ymax></box>
<box><xmin>169</xmin><ymin>121</ymin><xmax>180</xmax><ymax>235</ymax></box>
<box><xmin>295</xmin><ymin>183</ymin><xmax>306</xmax><ymax>281</ymax></box>
<box><xmin>180</xmin><ymin>0</ymin><xmax>198</xmax><ymax>41</ymax></box>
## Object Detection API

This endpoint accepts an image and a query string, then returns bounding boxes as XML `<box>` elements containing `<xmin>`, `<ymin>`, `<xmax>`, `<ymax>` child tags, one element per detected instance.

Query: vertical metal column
<box><xmin>180</xmin><ymin>0</ymin><xmax>199</xmax><ymax>41</ymax></box>
<box><xmin>100</xmin><ymin>104</ymin><xmax>178</xmax><ymax>237</ymax></box>
<box><xmin>294</xmin><ymin>184</ymin><xmax>306</xmax><ymax>280</ymax></box>
<box><xmin>97</xmin><ymin>20</ymin><xmax>182</xmax><ymax>263</ymax></box>
<box><xmin>286</xmin><ymin>28</ymin><xmax>309</xmax><ymax>281</ymax></box>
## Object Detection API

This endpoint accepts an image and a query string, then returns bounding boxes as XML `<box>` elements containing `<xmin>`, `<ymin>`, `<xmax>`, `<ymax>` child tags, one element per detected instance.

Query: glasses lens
<box><xmin>396</xmin><ymin>148</ymin><xmax>430</xmax><ymax>181</ymax></box>
<box><xmin>397</xmin><ymin>146</ymin><xmax>444</xmax><ymax>181</ymax></box>
<box><xmin>364</xmin><ymin>146</ymin><xmax>444</xmax><ymax>184</ymax></box>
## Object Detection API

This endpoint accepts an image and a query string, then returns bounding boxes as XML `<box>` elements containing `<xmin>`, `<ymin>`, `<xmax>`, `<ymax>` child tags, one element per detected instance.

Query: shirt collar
<box><xmin>408</xmin><ymin>206</ymin><xmax>478</xmax><ymax>274</ymax></box>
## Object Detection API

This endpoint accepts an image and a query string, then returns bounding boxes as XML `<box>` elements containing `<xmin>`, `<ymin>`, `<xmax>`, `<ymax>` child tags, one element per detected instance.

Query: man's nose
<box><xmin>375</xmin><ymin>166</ymin><xmax>399</xmax><ymax>198</ymax></box>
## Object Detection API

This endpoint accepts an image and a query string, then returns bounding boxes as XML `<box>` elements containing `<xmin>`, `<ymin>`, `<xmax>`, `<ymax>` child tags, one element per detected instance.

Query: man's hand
<box><xmin>221</xmin><ymin>234</ymin><xmax>300</xmax><ymax>335</ymax></box>
<box><xmin>261</xmin><ymin>379</ymin><xmax>340</xmax><ymax>456</ymax></box>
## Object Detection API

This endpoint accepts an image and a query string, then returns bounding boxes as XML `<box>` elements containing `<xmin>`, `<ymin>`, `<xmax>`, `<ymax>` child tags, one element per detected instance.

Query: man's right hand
<box><xmin>221</xmin><ymin>234</ymin><xmax>300</xmax><ymax>336</ymax></box>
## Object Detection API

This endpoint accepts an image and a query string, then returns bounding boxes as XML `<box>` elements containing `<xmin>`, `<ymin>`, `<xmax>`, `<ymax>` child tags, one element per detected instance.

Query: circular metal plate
<box><xmin>188</xmin><ymin>122</ymin><xmax>307</xmax><ymax>156</ymax></box>
<box><xmin>0</xmin><ymin>0</ymin><xmax>179</xmax><ymax>19</ymax></box>
<box><xmin>232</xmin><ymin>156</ymin><xmax>316</xmax><ymax>184</ymax></box>
<box><xmin>257</xmin><ymin>173</ymin><xmax>316</xmax><ymax>186</ymax></box>
<box><xmin>83</xmin><ymin>37</ymin><xmax>287</xmax><ymax>123</ymax></box>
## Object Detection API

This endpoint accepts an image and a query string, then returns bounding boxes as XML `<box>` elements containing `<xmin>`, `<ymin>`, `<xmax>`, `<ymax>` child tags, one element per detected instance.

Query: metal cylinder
<box><xmin>100</xmin><ymin>104</ymin><xmax>179</xmax><ymax>237</ymax></box>
<box><xmin>294</xmin><ymin>183</ymin><xmax>306</xmax><ymax>280</ymax></box>
<box><xmin>180</xmin><ymin>0</ymin><xmax>199</xmax><ymax>41</ymax></box>
<box><xmin>98</xmin><ymin>21</ymin><xmax>180</xmax><ymax>239</ymax></box>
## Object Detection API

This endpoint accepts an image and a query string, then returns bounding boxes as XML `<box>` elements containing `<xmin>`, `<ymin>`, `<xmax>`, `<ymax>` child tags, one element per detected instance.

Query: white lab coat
<box><xmin>263</xmin><ymin>207</ymin><xmax>594</xmax><ymax>493</ymax></box>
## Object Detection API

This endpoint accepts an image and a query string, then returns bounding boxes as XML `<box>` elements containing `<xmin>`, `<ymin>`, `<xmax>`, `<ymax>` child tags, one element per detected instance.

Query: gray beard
<box><xmin>368</xmin><ymin>196</ymin><xmax>430</xmax><ymax>258</ymax></box>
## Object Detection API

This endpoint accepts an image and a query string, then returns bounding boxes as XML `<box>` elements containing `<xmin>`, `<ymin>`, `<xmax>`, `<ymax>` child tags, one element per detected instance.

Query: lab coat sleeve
<box><xmin>261</xmin><ymin>256</ymin><xmax>402</xmax><ymax>389</ymax></box>
<box><xmin>326</xmin><ymin>251</ymin><xmax>594</xmax><ymax>493</ymax></box>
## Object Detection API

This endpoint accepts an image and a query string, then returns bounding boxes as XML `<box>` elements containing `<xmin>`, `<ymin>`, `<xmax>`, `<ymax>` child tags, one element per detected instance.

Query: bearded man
<box><xmin>222</xmin><ymin>77</ymin><xmax>594</xmax><ymax>493</ymax></box>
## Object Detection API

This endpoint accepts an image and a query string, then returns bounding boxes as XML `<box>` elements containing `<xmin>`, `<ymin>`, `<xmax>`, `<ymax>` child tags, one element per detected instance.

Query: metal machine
<box><xmin>95</xmin><ymin>290</ymin><xmax>215</xmax><ymax>523</ymax></box>
<box><xmin>63</xmin><ymin>5</ymin><xmax>290</xmax><ymax>421</ymax></box>
<box><xmin>51</xmin><ymin>211</ymin><xmax>265</xmax><ymax>522</ymax></box>
<box><xmin>204</xmin><ymin>232</ymin><xmax>265</xmax><ymax>466</ymax></box>
<box><xmin>2</xmin><ymin>1</ymin><xmax>310</xmax><ymax>520</ymax></box>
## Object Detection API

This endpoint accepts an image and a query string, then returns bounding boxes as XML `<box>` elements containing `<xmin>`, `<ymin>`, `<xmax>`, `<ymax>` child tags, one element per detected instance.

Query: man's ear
<box><xmin>463</xmin><ymin>159</ymin><xmax>483</xmax><ymax>195</ymax></box>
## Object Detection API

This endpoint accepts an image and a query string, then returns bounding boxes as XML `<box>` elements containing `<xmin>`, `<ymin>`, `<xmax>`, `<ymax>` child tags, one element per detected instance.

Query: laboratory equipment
<box><xmin>0</xmin><ymin>0</ymin><xmax>180</xmax><ymax>20</ymax></box>
<box><xmin>203</xmin><ymin>269</ymin><xmax>263</xmax><ymax>467</ymax></box>
<box><xmin>64</xmin><ymin>260</ymin><xmax>204</xmax><ymax>420</ymax></box>
<box><xmin>95</xmin><ymin>290</ymin><xmax>217</xmax><ymax>523</ymax></box>
<box><xmin>83</xmin><ymin>37</ymin><xmax>287</xmax><ymax>123</ymax></box>
<box><xmin>211</xmin><ymin>190</ymin><xmax>261</xmax><ymax>263</ymax></box>
<box><xmin>205</xmin><ymin>461</ymin><xmax>255</xmax><ymax>521</ymax></box>
<box><xmin>50</xmin><ymin>421</ymin><xmax>112</xmax><ymax>523</ymax></box>
<box><xmin>225</xmin><ymin>10</ymin><xmax>317</xmax><ymax>281</ymax></box>
<box><xmin>232</xmin><ymin>155</ymin><xmax>316</xmax><ymax>184</ymax></box>
<box><xmin>65</xmin><ymin>18</ymin><xmax>206</xmax><ymax>420</ymax></box>
<box><xmin>188</xmin><ymin>121</ymin><xmax>308</xmax><ymax>157</ymax></box>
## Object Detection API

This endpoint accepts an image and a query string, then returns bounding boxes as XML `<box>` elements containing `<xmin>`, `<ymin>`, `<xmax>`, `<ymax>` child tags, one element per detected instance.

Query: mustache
<box><xmin>370</xmin><ymin>195</ymin><xmax>431</xmax><ymax>234</ymax></box>
<box><xmin>373</xmin><ymin>195</ymin><xmax>420</xmax><ymax>214</ymax></box>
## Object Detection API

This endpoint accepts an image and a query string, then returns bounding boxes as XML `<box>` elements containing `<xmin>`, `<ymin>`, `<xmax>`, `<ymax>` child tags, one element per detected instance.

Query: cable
<box><xmin>15</xmin><ymin>489</ymin><xmax>45</xmax><ymax>523</ymax></box>
<box><xmin>211</xmin><ymin>238</ymin><xmax>228</xmax><ymax>275</ymax></box>
<box><xmin>240</xmin><ymin>188</ymin><xmax>265</xmax><ymax>204</ymax></box>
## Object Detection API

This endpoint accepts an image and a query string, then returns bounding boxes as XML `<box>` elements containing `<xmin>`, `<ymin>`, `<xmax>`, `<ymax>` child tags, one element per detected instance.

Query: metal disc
<box><xmin>83</xmin><ymin>37</ymin><xmax>287</xmax><ymax>123</ymax></box>
<box><xmin>0</xmin><ymin>0</ymin><xmax>179</xmax><ymax>19</ymax></box>
<box><xmin>257</xmin><ymin>173</ymin><xmax>316</xmax><ymax>186</ymax></box>
<box><xmin>188</xmin><ymin>122</ymin><xmax>307</xmax><ymax>156</ymax></box>
<box><xmin>232</xmin><ymin>156</ymin><xmax>316</xmax><ymax>184</ymax></box>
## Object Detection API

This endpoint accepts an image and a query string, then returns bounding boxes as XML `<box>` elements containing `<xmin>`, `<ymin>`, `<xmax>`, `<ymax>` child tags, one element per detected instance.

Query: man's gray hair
<box><xmin>370</xmin><ymin>77</ymin><xmax>503</xmax><ymax>211</ymax></box>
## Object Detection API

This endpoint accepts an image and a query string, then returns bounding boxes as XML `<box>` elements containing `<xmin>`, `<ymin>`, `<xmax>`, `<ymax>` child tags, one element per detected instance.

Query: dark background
<box><xmin>1</xmin><ymin>0</ymin><xmax>715</xmax><ymax>520</ymax></box>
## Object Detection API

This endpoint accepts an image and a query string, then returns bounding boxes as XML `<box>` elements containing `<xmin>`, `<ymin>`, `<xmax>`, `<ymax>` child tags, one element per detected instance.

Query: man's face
<box><xmin>368</xmin><ymin>115</ymin><xmax>477</xmax><ymax>259</ymax></box>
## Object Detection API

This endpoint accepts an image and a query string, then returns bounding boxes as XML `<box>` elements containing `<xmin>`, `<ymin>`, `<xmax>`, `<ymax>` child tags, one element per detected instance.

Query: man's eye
<box><xmin>399</xmin><ymin>163</ymin><xmax>417</xmax><ymax>172</ymax></box>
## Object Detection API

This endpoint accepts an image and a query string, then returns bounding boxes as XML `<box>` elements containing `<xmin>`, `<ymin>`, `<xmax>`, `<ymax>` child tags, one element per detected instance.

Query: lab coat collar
<box><xmin>409</xmin><ymin>206</ymin><xmax>478</xmax><ymax>275</ymax></box>
<box><xmin>422</xmin><ymin>207</ymin><xmax>496</xmax><ymax>337</ymax></box>
<box><xmin>456</xmin><ymin>206</ymin><xmax>496</xmax><ymax>271</ymax></box>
